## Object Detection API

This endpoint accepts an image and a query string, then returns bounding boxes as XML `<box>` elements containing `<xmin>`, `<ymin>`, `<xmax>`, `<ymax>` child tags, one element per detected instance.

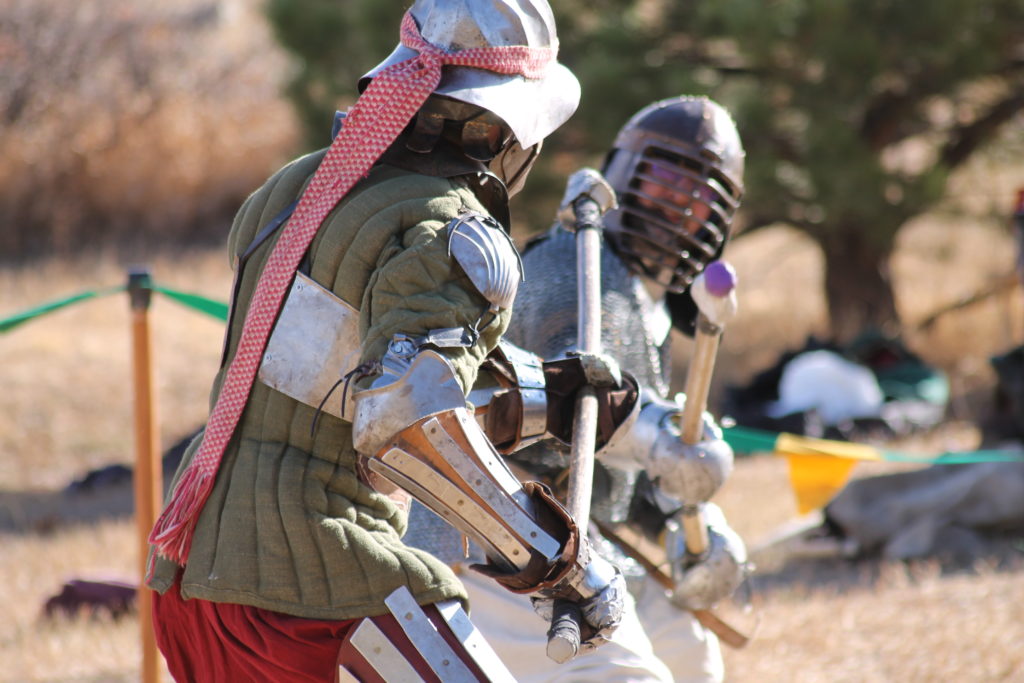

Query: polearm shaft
<box><xmin>678</xmin><ymin>261</ymin><xmax>737</xmax><ymax>557</ymax></box>
<box><xmin>673</xmin><ymin>261</ymin><xmax>753</xmax><ymax>649</ymax></box>
<box><xmin>564</xmin><ymin>214</ymin><xmax>602</xmax><ymax>541</ymax></box>
<box><xmin>128</xmin><ymin>269</ymin><xmax>163</xmax><ymax>683</ymax></box>
<box><xmin>547</xmin><ymin>169</ymin><xmax>617</xmax><ymax>664</ymax></box>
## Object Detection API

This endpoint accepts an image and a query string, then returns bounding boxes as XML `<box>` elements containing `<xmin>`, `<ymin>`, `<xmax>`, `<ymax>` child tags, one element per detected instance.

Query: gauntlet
<box><xmin>664</xmin><ymin>502</ymin><xmax>748</xmax><ymax>610</ymax></box>
<box><xmin>600</xmin><ymin>390</ymin><xmax>734</xmax><ymax>503</ymax></box>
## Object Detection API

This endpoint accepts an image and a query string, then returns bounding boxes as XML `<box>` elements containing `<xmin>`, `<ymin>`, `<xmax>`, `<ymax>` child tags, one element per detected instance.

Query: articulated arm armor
<box><xmin>353</xmin><ymin>342</ymin><xmax>567</xmax><ymax>583</ymax></box>
<box><xmin>352</xmin><ymin>340</ymin><xmax>625</xmax><ymax>641</ymax></box>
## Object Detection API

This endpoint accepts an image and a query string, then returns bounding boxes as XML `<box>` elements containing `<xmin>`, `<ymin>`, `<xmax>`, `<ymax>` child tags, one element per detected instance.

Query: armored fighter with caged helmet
<box><xmin>406</xmin><ymin>96</ymin><xmax>751</xmax><ymax>681</ymax></box>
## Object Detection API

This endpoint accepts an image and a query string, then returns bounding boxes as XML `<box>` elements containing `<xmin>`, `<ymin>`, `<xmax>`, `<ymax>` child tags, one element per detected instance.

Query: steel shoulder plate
<box><xmin>447</xmin><ymin>212</ymin><xmax>524</xmax><ymax>310</ymax></box>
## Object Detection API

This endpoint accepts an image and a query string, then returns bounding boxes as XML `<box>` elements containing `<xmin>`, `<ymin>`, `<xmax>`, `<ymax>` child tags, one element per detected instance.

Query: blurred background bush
<box><xmin>1</xmin><ymin>0</ymin><xmax>298</xmax><ymax>258</ymax></box>
<box><xmin>3</xmin><ymin>0</ymin><xmax>1023</xmax><ymax>345</ymax></box>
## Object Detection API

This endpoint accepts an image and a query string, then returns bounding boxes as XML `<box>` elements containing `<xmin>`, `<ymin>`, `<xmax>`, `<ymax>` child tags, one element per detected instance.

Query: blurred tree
<box><xmin>558</xmin><ymin>0</ymin><xmax>1024</xmax><ymax>342</ymax></box>
<box><xmin>265</xmin><ymin>0</ymin><xmax>401</xmax><ymax>148</ymax></box>
<box><xmin>265</xmin><ymin>0</ymin><xmax>1024</xmax><ymax>343</ymax></box>
<box><xmin>0</xmin><ymin>0</ymin><xmax>297</xmax><ymax>259</ymax></box>
<box><xmin>679</xmin><ymin>0</ymin><xmax>1024</xmax><ymax>342</ymax></box>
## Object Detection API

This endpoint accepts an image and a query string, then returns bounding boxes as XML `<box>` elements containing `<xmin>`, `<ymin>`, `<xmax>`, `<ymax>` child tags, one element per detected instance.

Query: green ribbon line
<box><xmin>881</xmin><ymin>449</ymin><xmax>1024</xmax><ymax>464</ymax></box>
<box><xmin>152</xmin><ymin>285</ymin><xmax>228</xmax><ymax>321</ymax></box>
<box><xmin>724</xmin><ymin>425</ymin><xmax>1024</xmax><ymax>464</ymax></box>
<box><xmin>722</xmin><ymin>425</ymin><xmax>780</xmax><ymax>455</ymax></box>
<box><xmin>0</xmin><ymin>285</ymin><xmax>126</xmax><ymax>333</ymax></box>
<box><xmin>0</xmin><ymin>283</ymin><xmax>229</xmax><ymax>333</ymax></box>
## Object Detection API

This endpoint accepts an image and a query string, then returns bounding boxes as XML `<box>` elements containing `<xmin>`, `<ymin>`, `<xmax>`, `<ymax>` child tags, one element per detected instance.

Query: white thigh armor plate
<box><xmin>340</xmin><ymin>586</ymin><xmax>515</xmax><ymax>683</ymax></box>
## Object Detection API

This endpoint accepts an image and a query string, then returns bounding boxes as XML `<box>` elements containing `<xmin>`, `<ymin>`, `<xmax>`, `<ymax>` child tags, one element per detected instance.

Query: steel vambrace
<box><xmin>352</xmin><ymin>343</ymin><xmax>623</xmax><ymax>613</ymax></box>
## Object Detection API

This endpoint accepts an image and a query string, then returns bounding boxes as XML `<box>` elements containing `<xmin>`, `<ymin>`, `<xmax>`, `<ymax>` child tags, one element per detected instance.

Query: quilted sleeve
<box><xmin>310</xmin><ymin>170</ymin><xmax>513</xmax><ymax>394</ymax></box>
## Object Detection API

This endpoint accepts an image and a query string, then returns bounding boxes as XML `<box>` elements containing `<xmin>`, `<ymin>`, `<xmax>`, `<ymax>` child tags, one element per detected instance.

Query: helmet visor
<box><xmin>614</xmin><ymin>149</ymin><xmax>731</xmax><ymax>289</ymax></box>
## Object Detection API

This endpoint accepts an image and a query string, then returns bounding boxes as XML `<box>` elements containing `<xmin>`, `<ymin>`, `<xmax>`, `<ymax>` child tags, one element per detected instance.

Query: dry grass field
<box><xmin>5</xmin><ymin>1</ymin><xmax>1021</xmax><ymax>681</ymax></box>
<box><xmin>3</xmin><ymin>191</ymin><xmax>1024</xmax><ymax>681</ymax></box>
<box><xmin>4</xmin><ymin>6</ymin><xmax>1024</xmax><ymax>670</ymax></box>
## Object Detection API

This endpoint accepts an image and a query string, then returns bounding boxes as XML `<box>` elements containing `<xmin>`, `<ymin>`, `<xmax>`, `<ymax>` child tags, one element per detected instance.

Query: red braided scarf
<box><xmin>150</xmin><ymin>11</ymin><xmax>556</xmax><ymax>565</ymax></box>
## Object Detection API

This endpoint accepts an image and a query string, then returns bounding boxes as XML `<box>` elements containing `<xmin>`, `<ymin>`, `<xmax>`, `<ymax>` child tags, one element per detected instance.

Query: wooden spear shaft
<box><xmin>564</xmin><ymin>214</ymin><xmax>603</xmax><ymax>542</ymax></box>
<box><xmin>547</xmin><ymin>179</ymin><xmax>614</xmax><ymax>664</ymax></box>
<box><xmin>128</xmin><ymin>269</ymin><xmax>163</xmax><ymax>683</ymax></box>
<box><xmin>678</xmin><ymin>261</ymin><xmax>738</xmax><ymax>557</ymax></box>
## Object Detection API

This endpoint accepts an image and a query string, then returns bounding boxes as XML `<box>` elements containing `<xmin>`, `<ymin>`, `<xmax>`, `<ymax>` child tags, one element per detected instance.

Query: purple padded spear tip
<box><xmin>703</xmin><ymin>261</ymin><xmax>737</xmax><ymax>298</ymax></box>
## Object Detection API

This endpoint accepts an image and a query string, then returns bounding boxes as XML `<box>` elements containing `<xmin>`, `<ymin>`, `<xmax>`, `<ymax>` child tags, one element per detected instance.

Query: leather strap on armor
<box><xmin>543</xmin><ymin>356</ymin><xmax>639</xmax><ymax>450</ymax></box>
<box><xmin>471</xmin><ymin>341</ymin><xmax>549</xmax><ymax>453</ymax></box>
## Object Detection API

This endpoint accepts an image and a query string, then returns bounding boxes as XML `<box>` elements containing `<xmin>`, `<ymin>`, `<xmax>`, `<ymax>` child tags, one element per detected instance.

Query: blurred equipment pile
<box><xmin>821</xmin><ymin>460</ymin><xmax>1024</xmax><ymax>561</ymax></box>
<box><xmin>723</xmin><ymin>330</ymin><xmax>949</xmax><ymax>441</ymax></box>
<box><xmin>0</xmin><ymin>430</ymin><xmax>195</xmax><ymax>534</ymax></box>
<box><xmin>43</xmin><ymin>578</ymin><xmax>137</xmax><ymax>619</ymax></box>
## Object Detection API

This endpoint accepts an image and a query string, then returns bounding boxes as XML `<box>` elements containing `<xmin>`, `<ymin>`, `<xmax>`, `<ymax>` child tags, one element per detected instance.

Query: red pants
<box><xmin>153</xmin><ymin>577</ymin><xmax>490</xmax><ymax>682</ymax></box>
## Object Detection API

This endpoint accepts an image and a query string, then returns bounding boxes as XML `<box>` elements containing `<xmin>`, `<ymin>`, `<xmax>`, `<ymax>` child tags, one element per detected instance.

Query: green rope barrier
<box><xmin>724</xmin><ymin>425</ymin><xmax>1024</xmax><ymax>464</ymax></box>
<box><xmin>152</xmin><ymin>285</ymin><xmax>228</xmax><ymax>322</ymax></box>
<box><xmin>0</xmin><ymin>282</ymin><xmax>229</xmax><ymax>334</ymax></box>
<box><xmin>0</xmin><ymin>285</ymin><xmax>126</xmax><ymax>333</ymax></box>
<box><xmin>721</xmin><ymin>425</ymin><xmax>779</xmax><ymax>454</ymax></box>
<box><xmin>882</xmin><ymin>448</ymin><xmax>1024</xmax><ymax>464</ymax></box>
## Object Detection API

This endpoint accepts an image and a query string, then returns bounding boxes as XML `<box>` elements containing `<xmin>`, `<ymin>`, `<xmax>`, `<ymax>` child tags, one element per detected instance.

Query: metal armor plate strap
<box><xmin>257</xmin><ymin>271</ymin><xmax>361</xmax><ymax>420</ymax></box>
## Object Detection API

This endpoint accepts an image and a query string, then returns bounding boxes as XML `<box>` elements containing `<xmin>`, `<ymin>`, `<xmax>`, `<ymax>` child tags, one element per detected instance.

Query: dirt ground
<box><xmin>2</xmin><ymin>214</ymin><xmax>1023</xmax><ymax>680</ymax></box>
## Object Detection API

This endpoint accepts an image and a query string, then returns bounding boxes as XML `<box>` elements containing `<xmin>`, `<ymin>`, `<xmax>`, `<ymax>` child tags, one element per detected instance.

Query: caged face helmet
<box><xmin>602</xmin><ymin>96</ymin><xmax>745</xmax><ymax>293</ymax></box>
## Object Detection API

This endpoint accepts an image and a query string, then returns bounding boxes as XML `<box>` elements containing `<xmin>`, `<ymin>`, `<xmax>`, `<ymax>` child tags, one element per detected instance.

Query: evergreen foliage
<box><xmin>264</xmin><ymin>0</ymin><xmax>1024</xmax><ymax>339</ymax></box>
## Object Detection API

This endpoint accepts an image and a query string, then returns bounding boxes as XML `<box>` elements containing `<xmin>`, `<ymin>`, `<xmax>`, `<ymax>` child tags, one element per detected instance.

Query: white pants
<box><xmin>459</xmin><ymin>570</ymin><xmax>723</xmax><ymax>683</ymax></box>
<box><xmin>632</xmin><ymin>574</ymin><xmax>724</xmax><ymax>683</ymax></box>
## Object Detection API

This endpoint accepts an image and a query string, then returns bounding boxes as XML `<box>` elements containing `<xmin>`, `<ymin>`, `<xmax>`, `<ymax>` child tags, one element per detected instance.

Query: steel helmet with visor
<box><xmin>359</xmin><ymin>0</ymin><xmax>580</xmax><ymax>196</ymax></box>
<box><xmin>602</xmin><ymin>96</ymin><xmax>745</xmax><ymax>293</ymax></box>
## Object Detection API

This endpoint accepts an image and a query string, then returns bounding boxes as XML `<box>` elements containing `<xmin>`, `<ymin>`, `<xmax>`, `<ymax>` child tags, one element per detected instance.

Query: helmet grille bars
<box><xmin>602</xmin><ymin>97</ymin><xmax>745</xmax><ymax>293</ymax></box>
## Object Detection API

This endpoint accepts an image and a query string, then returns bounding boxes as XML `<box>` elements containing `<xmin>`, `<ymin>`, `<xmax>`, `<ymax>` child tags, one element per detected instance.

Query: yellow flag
<box><xmin>777</xmin><ymin>433</ymin><xmax>881</xmax><ymax>514</ymax></box>
<box><xmin>776</xmin><ymin>432</ymin><xmax>883</xmax><ymax>461</ymax></box>
<box><xmin>783</xmin><ymin>453</ymin><xmax>859</xmax><ymax>514</ymax></box>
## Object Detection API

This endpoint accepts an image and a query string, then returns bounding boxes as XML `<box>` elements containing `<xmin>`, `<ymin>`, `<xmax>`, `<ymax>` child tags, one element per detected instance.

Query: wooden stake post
<box><xmin>128</xmin><ymin>269</ymin><xmax>162</xmax><ymax>683</ymax></box>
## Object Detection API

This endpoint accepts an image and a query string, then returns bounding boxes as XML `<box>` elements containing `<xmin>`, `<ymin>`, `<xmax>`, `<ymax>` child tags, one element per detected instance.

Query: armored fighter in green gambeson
<box><xmin>146</xmin><ymin>1</ymin><xmax>634</xmax><ymax>680</ymax></box>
